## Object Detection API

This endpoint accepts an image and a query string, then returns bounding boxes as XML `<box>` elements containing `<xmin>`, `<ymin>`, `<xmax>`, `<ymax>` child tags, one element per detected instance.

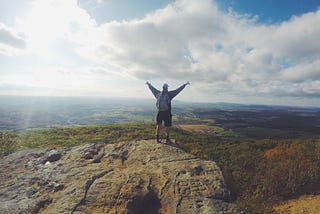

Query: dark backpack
<box><xmin>156</xmin><ymin>92</ymin><xmax>170</xmax><ymax>111</ymax></box>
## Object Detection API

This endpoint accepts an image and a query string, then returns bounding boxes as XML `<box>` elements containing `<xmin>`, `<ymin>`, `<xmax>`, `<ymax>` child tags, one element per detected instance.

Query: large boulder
<box><xmin>0</xmin><ymin>140</ymin><xmax>241</xmax><ymax>214</ymax></box>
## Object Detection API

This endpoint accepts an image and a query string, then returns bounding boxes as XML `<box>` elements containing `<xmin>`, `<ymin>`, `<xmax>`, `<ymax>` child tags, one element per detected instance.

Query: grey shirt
<box><xmin>147</xmin><ymin>83</ymin><xmax>187</xmax><ymax>111</ymax></box>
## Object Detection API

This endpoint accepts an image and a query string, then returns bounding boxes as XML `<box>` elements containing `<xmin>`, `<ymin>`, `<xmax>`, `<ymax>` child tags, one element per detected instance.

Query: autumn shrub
<box><xmin>177</xmin><ymin>137</ymin><xmax>320</xmax><ymax>213</ymax></box>
<box><xmin>257</xmin><ymin>140</ymin><xmax>320</xmax><ymax>200</ymax></box>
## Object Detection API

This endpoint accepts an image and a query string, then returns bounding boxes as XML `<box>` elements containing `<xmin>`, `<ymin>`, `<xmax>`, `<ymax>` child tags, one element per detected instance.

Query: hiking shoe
<box><xmin>156</xmin><ymin>136</ymin><xmax>161</xmax><ymax>143</ymax></box>
<box><xmin>165</xmin><ymin>137</ymin><xmax>171</xmax><ymax>144</ymax></box>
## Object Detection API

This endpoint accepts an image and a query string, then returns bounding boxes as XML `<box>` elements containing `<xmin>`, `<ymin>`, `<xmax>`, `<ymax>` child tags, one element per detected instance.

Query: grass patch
<box><xmin>17</xmin><ymin>123</ymin><xmax>156</xmax><ymax>149</ymax></box>
<box><xmin>0</xmin><ymin>131</ymin><xmax>20</xmax><ymax>157</ymax></box>
<box><xmin>179</xmin><ymin>124</ymin><xmax>225</xmax><ymax>132</ymax></box>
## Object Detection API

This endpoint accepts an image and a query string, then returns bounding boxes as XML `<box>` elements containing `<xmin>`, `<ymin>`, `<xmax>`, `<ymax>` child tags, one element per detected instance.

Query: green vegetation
<box><xmin>17</xmin><ymin>124</ymin><xmax>155</xmax><ymax>149</ymax></box>
<box><xmin>1</xmin><ymin>96</ymin><xmax>320</xmax><ymax>213</ymax></box>
<box><xmin>1</xmin><ymin>123</ymin><xmax>320</xmax><ymax>213</ymax></box>
<box><xmin>0</xmin><ymin>131</ymin><xmax>19</xmax><ymax>157</ymax></box>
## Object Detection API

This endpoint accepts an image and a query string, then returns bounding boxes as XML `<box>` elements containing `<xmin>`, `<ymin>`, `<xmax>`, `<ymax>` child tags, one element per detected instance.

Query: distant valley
<box><xmin>1</xmin><ymin>96</ymin><xmax>319</xmax><ymax>139</ymax></box>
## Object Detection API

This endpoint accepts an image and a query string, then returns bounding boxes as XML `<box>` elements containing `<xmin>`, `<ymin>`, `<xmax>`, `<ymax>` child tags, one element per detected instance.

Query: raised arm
<box><xmin>169</xmin><ymin>82</ymin><xmax>190</xmax><ymax>99</ymax></box>
<box><xmin>146</xmin><ymin>81</ymin><xmax>160</xmax><ymax>98</ymax></box>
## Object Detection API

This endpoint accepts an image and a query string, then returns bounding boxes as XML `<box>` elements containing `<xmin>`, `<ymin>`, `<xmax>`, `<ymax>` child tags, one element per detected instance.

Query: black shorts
<box><xmin>156</xmin><ymin>110</ymin><xmax>172</xmax><ymax>127</ymax></box>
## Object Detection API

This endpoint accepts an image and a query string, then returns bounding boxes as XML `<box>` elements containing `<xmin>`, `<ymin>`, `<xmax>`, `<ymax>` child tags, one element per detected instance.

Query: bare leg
<box><xmin>166</xmin><ymin>127</ymin><xmax>170</xmax><ymax>138</ymax></box>
<box><xmin>156</xmin><ymin>124</ymin><xmax>161</xmax><ymax>136</ymax></box>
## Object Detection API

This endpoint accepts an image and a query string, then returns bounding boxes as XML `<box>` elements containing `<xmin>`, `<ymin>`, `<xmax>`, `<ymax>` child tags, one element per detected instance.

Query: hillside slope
<box><xmin>0</xmin><ymin>140</ymin><xmax>241</xmax><ymax>214</ymax></box>
<box><xmin>274</xmin><ymin>195</ymin><xmax>320</xmax><ymax>214</ymax></box>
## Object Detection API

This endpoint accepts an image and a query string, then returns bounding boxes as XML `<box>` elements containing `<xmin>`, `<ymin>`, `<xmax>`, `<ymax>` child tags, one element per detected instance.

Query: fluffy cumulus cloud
<box><xmin>2</xmin><ymin>0</ymin><xmax>320</xmax><ymax>105</ymax></box>
<box><xmin>74</xmin><ymin>0</ymin><xmax>320</xmax><ymax>102</ymax></box>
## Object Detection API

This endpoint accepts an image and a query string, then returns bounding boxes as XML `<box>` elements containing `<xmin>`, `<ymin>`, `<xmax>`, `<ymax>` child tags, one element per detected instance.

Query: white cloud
<box><xmin>281</xmin><ymin>59</ymin><xmax>320</xmax><ymax>82</ymax></box>
<box><xmin>1</xmin><ymin>0</ymin><xmax>320</xmax><ymax>105</ymax></box>
<box><xmin>74</xmin><ymin>0</ymin><xmax>320</xmax><ymax>102</ymax></box>
<box><xmin>0</xmin><ymin>22</ymin><xmax>26</xmax><ymax>55</ymax></box>
<box><xmin>260</xmin><ymin>10</ymin><xmax>320</xmax><ymax>60</ymax></box>
<box><xmin>96</xmin><ymin>0</ymin><xmax>105</xmax><ymax>4</ymax></box>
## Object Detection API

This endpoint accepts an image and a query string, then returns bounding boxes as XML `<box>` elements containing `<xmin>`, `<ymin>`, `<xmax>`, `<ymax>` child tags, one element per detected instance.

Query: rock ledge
<box><xmin>0</xmin><ymin>140</ymin><xmax>241</xmax><ymax>213</ymax></box>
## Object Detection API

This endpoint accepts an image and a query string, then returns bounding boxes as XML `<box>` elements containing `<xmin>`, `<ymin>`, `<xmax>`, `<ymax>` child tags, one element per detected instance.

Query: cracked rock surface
<box><xmin>0</xmin><ymin>140</ymin><xmax>241</xmax><ymax>214</ymax></box>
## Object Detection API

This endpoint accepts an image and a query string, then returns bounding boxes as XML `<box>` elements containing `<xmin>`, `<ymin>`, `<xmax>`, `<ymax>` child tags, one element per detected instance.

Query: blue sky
<box><xmin>0</xmin><ymin>0</ymin><xmax>320</xmax><ymax>106</ymax></box>
<box><xmin>216</xmin><ymin>0</ymin><xmax>320</xmax><ymax>24</ymax></box>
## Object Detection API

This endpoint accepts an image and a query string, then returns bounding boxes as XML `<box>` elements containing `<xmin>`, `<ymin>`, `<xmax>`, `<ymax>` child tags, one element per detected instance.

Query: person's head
<box><xmin>163</xmin><ymin>83</ymin><xmax>168</xmax><ymax>91</ymax></box>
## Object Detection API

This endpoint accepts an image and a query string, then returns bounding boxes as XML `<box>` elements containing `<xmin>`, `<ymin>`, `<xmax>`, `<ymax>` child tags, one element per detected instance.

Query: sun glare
<box><xmin>6</xmin><ymin>0</ymin><xmax>101</xmax><ymax>94</ymax></box>
<box><xmin>16</xmin><ymin>0</ymin><xmax>93</xmax><ymax>57</ymax></box>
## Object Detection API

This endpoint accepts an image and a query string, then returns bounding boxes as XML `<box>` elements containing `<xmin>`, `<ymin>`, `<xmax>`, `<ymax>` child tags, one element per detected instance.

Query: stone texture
<box><xmin>0</xmin><ymin>140</ymin><xmax>242</xmax><ymax>214</ymax></box>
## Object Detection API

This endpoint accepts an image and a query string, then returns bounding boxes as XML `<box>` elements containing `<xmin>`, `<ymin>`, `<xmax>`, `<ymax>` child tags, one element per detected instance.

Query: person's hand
<box><xmin>145</xmin><ymin>81</ymin><xmax>150</xmax><ymax>85</ymax></box>
<box><xmin>186</xmin><ymin>81</ymin><xmax>190</xmax><ymax>86</ymax></box>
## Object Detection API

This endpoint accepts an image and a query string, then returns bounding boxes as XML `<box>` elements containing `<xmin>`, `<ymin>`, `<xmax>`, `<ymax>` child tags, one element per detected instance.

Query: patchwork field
<box><xmin>177</xmin><ymin>124</ymin><xmax>219</xmax><ymax>134</ymax></box>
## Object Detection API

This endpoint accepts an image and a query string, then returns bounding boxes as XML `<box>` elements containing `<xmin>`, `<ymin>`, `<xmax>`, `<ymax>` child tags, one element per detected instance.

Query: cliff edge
<box><xmin>0</xmin><ymin>140</ymin><xmax>241</xmax><ymax>214</ymax></box>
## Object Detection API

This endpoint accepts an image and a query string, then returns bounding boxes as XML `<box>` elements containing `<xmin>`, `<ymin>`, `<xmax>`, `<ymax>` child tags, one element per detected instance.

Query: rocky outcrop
<box><xmin>0</xmin><ymin>140</ymin><xmax>241</xmax><ymax>214</ymax></box>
